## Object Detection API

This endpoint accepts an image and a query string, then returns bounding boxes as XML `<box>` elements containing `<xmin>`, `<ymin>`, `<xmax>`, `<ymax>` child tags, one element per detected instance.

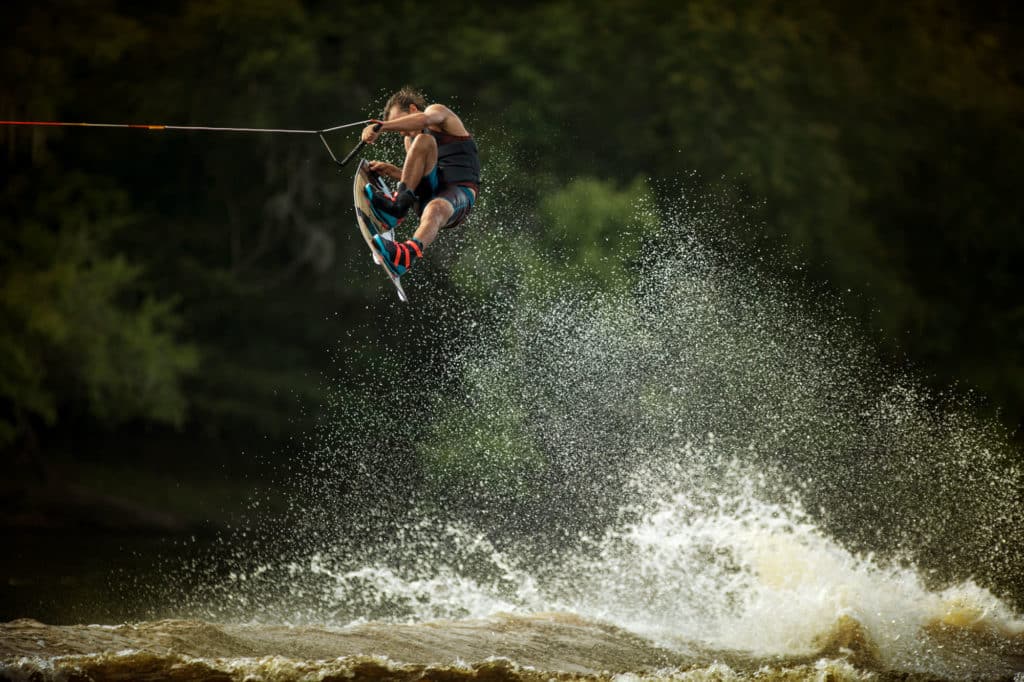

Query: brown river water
<box><xmin>6</xmin><ymin>222</ymin><xmax>1024</xmax><ymax>681</ymax></box>
<box><xmin>3</xmin><ymin>608</ymin><xmax>1023</xmax><ymax>681</ymax></box>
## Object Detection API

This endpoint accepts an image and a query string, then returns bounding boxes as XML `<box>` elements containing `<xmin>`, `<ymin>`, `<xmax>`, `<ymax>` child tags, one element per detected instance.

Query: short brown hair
<box><xmin>383</xmin><ymin>86</ymin><xmax>427</xmax><ymax>119</ymax></box>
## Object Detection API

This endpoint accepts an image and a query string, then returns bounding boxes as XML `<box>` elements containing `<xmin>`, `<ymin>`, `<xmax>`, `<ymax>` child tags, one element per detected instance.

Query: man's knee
<box><xmin>421</xmin><ymin>198</ymin><xmax>454</xmax><ymax>226</ymax></box>
<box><xmin>410</xmin><ymin>132</ymin><xmax>437</xmax><ymax>155</ymax></box>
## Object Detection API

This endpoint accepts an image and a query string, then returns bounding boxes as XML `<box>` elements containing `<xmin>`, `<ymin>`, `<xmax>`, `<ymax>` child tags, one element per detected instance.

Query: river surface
<box><xmin>2</xmin><ymin>606</ymin><xmax>1023</xmax><ymax>680</ymax></box>
<box><xmin>5</xmin><ymin>205</ymin><xmax>1024</xmax><ymax>681</ymax></box>
<box><xmin>4</xmin><ymin>486</ymin><xmax>1023</xmax><ymax>682</ymax></box>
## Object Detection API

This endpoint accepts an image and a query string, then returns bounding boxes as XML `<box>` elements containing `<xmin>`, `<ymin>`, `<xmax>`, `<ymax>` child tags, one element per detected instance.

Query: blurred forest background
<box><xmin>2</xmin><ymin>0</ymin><xmax>1022</xmax><ymax>535</ymax></box>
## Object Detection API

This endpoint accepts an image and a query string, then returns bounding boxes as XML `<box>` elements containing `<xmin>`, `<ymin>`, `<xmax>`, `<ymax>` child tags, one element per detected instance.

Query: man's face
<box><xmin>387</xmin><ymin>105</ymin><xmax>417</xmax><ymax>137</ymax></box>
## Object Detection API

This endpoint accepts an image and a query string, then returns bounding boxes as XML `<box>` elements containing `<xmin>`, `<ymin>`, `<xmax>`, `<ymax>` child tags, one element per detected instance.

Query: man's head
<box><xmin>383</xmin><ymin>86</ymin><xmax>427</xmax><ymax>123</ymax></box>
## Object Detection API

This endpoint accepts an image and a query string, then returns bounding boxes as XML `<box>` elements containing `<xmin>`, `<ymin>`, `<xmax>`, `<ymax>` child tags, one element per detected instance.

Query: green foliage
<box><xmin>0</xmin><ymin>1</ymin><xmax>146</xmax><ymax>163</ymax></box>
<box><xmin>419</xmin><ymin>397</ymin><xmax>547</xmax><ymax>509</ymax></box>
<box><xmin>452</xmin><ymin>177</ymin><xmax>655</xmax><ymax>305</ymax></box>
<box><xmin>0</xmin><ymin>174</ymin><xmax>198</xmax><ymax>446</ymax></box>
<box><xmin>538</xmin><ymin>177</ymin><xmax>656</xmax><ymax>289</ymax></box>
<box><xmin>3</xmin><ymin>0</ymin><xmax>1023</xmax><ymax>464</ymax></box>
<box><xmin>450</xmin><ymin>232</ymin><xmax>546</xmax><ymax>305</ymax></box>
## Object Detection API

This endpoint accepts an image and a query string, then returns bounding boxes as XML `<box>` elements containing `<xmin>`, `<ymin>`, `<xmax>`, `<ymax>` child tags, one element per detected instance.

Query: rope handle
<box><xmin>334</xmin><ymin>122</ymin><xmax>383</xmax><ymax>169</ymax></box>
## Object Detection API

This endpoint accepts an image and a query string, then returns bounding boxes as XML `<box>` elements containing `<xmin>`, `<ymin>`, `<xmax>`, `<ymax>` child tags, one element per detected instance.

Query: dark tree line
<box><xmin>2</xmin><ymin>0</ymin><xmax>1022</xmax><ymax>477</ymax></box>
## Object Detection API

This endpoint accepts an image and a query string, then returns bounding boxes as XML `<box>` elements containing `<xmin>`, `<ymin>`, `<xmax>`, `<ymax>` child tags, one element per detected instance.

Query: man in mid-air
<box><xmin>361</xmin><ymin>87</ymin><xmax>481</xmax><ymax>277</ymax></box>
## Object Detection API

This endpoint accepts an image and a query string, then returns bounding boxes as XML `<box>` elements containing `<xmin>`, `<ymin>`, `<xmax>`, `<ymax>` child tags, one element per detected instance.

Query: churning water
<box><xmin>3</xmin><ymin>188</ymin><xmax>1024</xmax><ymax>681</ymax></box>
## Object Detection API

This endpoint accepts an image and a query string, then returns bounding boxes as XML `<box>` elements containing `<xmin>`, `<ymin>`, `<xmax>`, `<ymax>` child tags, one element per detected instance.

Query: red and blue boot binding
<box><xmin>365</xmin><ymin>182</ymin><xmax>416</xmax><ymax>230</ymax></box>
<box><xmin>372</xmin><ymin>236</ymin><xmax>424</xmax><ymax>277</ymax></box>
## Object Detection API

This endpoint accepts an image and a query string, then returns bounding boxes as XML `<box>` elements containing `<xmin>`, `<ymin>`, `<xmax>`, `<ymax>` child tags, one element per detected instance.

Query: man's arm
<box><xmin>367</xmin><ymin>161</ymin><xmax>402</xmax><ymax>179</ymax></box>
<box><xmin>380</xmin><ymin>105</ymin><xmax>448</xmax><ymax>134</ymax></box>
<box><xmin>361</xmin><ymin>104</ymin><xmax>469</xmax><ymax>143</ymax></box>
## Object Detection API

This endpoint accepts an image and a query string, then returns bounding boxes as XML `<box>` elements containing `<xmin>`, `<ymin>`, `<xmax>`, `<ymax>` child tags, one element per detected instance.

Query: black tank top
<box><xmin>428</xmin><ymin>129</ymin><xmax>481</xmax><ymax>189</ymax></box>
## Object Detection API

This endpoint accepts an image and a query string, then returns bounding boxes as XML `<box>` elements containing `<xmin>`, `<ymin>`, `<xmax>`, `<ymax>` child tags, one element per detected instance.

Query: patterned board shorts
<box><xmin>415</xmin><ymin>166</ymin><xmax>477</xmax><ymax>229</ymax></box>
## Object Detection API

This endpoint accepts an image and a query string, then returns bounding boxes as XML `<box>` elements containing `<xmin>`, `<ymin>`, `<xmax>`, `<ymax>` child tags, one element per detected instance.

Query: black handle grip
<box><xmin>337</xmin><ymin>122</ymin><xmax>382</xmax><ymax>169</ymax></box>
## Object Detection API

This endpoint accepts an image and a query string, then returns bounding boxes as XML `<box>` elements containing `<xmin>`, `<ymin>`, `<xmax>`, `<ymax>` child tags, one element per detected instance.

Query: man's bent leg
<box><xmin>413</xmin><ymin>198</ymin><xmax>455</xmax><ymax>247</ymax></box>
<box><xmin>372</xmin><ymin>189</ymin><xmax>469</xmax><ymax>277</ymax></box>
<box><xmin>370</xmin><ymin>199</ymin><xmax>450</xmax><ymax>277</ymax></box>
<box><xmin>366</xmin><ymin>134</ymin><xmax>438</xmax><ymax>228</ymax></box>
<box><xmin>400</xmin><ymin>133</ymin><xmax>438</xmax><ymax>191</ymax></box>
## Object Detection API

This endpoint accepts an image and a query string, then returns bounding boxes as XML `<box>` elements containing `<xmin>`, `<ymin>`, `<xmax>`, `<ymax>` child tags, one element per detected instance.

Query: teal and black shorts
<box><xmin>414</xmin><ymin>166</ymin><xmax>477</xmax><ymax>229</ymax></box>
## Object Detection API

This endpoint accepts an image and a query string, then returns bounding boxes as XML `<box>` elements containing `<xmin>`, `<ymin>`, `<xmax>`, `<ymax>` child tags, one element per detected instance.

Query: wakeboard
<box><xmin>352</xmin><ymin>159</ymin><xmax>408</xmax><ymax>303</ymax></box>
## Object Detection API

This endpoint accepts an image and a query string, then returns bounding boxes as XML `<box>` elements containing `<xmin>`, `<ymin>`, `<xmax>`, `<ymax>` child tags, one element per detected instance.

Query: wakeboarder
<box><xmin>360</xmin><ymin>87</ymin><xmax>481</xmax><ymax>277</ymax></box>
